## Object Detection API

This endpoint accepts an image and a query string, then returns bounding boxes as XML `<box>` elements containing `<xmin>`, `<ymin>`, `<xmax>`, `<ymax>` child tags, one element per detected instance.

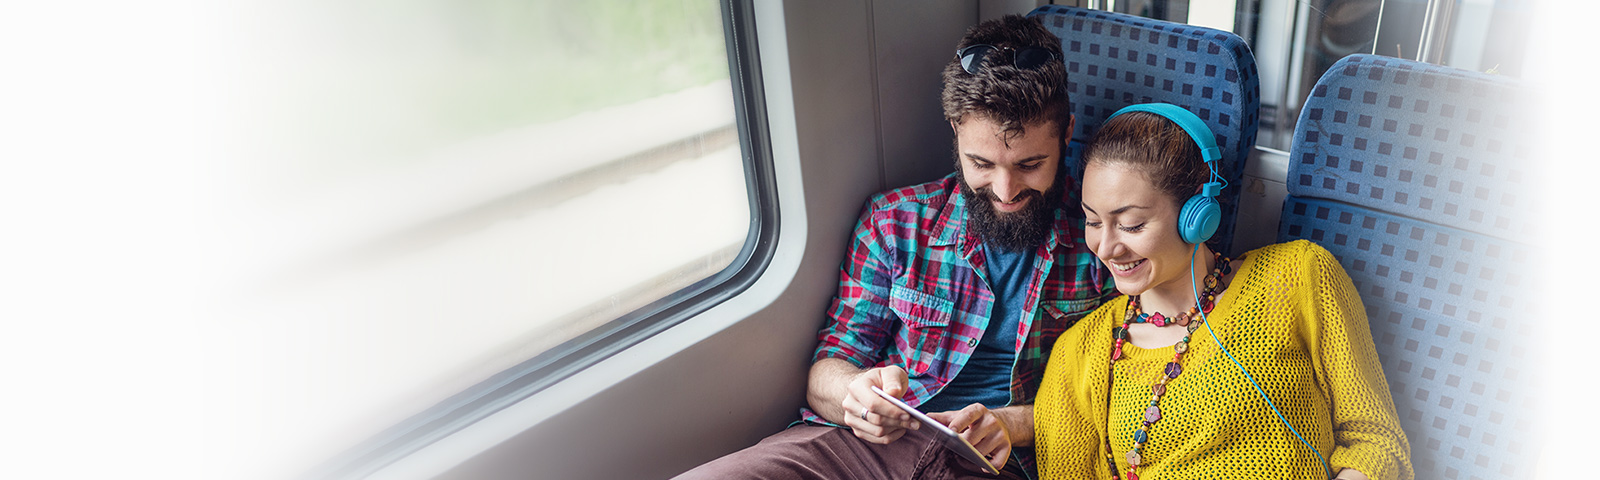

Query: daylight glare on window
<box><xmin>1111</xmin><ymin>0</ymin><xmax>1530</xmax><ymax>150</ymax></box>
<box><xmin>207</xmin><ymin>0</ymin><xmax>749</xmax><ymax>476</ymax></box>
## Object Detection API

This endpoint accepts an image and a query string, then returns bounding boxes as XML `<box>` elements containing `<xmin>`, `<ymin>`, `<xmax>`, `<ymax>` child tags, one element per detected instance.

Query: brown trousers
<box><xmin>672</xmin><ymin>424</ymin><xmax>1027</xmax><ymax>480</ymax></box>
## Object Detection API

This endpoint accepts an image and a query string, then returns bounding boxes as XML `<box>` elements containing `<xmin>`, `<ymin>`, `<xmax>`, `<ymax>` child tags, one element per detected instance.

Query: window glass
<box><xmin>1107</xmin><ymin>0</ymin><xmax>1530</xmax><ymax>150</ymax></box>
<box><xmin>1437</xmin><ymin>0</ymin><xmax>1533</xmax><ymax>76</ymax></box>
<box><xmin>209</xmin><ymin>0</ymin><xmax>750</xmax><ymax>474</ymax></box>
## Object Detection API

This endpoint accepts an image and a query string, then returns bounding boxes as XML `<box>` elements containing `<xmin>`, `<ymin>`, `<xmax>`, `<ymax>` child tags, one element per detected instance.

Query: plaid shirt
<box><xmin>804</xmin><ymin>172</ymin><xmax>1114</xmax><ymax>426</ymax></box>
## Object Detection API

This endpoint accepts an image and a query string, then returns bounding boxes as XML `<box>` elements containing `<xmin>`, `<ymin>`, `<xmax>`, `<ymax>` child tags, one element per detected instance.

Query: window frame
<box><xmin>304</xmin><ymin>0</ymin><xmax>778</xmax><ymax>476</ymax></box>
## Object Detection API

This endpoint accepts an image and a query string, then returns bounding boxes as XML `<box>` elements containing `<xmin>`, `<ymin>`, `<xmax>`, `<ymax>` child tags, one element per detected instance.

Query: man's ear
<box><xmin>1057</xmin><ymin>114</ymin><xmax>1076</xmax><ymax>158</ymax></box>
<box><xmin>949</xmin><ymin>119</ymin><xmax>959</xmax><ymax>135</ymax></box>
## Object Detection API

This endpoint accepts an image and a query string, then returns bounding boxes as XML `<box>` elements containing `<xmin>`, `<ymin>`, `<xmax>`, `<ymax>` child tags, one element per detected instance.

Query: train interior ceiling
<box><xmin>8</xmin><ymin>0</ymin><xmax>1590</xmax><ymax>479</ymax></box>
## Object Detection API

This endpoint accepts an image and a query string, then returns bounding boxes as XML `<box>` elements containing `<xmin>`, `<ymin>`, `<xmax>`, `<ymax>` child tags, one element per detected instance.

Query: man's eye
<box><xmin>1019</xmin><ymin>162</ymin><xmax>1042</xmax><ymax>171</ymax></box>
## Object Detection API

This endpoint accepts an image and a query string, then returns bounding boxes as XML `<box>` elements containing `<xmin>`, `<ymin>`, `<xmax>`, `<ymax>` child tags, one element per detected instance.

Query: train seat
<box><xmin>1276</xmin><ymin>54</ymin><xmax>1540</xmax><ymax>479</ymax></box>
<box><xmin>1029</xmin><ymin>5</ymin><xmax>1260</xmax><ymax>254</ymax></box>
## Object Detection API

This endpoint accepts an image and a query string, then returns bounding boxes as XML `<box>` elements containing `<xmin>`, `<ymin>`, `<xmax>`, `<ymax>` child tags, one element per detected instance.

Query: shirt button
<box><xmin>967</xmin><ymin>338</ymin><xmax>978</xmax><ymax>347</ymax></box>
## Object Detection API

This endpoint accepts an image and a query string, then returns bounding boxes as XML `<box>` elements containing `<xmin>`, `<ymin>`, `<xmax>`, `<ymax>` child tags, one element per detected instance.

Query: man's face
<box><xmin>954</xmin><ymin>116</ymin><xmax>1068</xmax><ymax>252</ymax></box>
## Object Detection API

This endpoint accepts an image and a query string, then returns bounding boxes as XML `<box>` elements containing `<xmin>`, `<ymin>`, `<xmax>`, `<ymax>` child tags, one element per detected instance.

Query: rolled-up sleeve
<box><xmin>814</xmin><ymin>201</ymin><xmax>896</xmax><ymax>368</ymax></box>
<box><xmin>1306</xmin><ymin>244</ymin><xmax>1415</xmax><ymax>480</ymax></box>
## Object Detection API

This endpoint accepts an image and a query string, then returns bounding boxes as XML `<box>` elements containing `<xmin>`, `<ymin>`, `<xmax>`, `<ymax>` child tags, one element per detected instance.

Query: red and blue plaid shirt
<box><xmin>804</xmin><ymin>173</ymin><xmax>1114</xmax><ymax>427</ymax></box>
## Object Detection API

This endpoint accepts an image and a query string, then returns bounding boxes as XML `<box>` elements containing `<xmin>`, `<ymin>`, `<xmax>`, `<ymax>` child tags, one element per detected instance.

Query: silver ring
<box><xmin>859</xmin><ymin>408</ymin><xmax>869</xmax><ymax>421</ymax></box>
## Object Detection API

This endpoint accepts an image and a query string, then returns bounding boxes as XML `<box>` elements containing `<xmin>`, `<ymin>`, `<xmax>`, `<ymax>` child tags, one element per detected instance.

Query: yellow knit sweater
<box><xmin>1036</xmin><ymin>240</ymin><xmax>1412</xmax><ymax>480</ymax></box>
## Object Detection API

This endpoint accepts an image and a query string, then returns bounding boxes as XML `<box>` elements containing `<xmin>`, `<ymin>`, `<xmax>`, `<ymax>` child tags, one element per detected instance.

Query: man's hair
<box><xmin>941</xmin><ymin>15</ymin><xmax>1071</xmax><ymax>141</ymax></box>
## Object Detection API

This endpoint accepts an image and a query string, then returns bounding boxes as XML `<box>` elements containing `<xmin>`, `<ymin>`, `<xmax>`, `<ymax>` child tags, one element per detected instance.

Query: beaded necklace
<box><xmin>1102</xmin><ymin>252</ymin><xmax>1232</xmax><ymax>480</ymax></box>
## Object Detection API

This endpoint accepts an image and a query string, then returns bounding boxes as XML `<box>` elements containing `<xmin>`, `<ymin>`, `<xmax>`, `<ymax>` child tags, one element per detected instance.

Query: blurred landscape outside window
<box><xmin>206</xmin><ymin>0</ymin><xmax>750</xmax><ymax>476</ymax></box>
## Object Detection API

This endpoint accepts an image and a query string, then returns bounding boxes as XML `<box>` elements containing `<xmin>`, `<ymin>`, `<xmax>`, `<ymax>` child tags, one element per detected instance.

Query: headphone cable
<box><xmin>1190</xmin><ymin>243</ymin><xmax>1333</xmax><ymax>479</ymax></box>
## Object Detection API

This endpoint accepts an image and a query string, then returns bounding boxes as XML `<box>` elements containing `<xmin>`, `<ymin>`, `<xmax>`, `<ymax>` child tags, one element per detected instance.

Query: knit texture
<box><xmin>1036</xmin><ymin>240</ymin><xmax>1413</xmax><ymax>479</ymax></box>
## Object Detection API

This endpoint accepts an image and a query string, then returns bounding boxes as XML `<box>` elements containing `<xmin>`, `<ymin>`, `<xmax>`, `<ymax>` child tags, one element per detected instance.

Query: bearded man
<box><xmin>675</xmin><ymin>15</ymin><xmax>1115</xmax><ymax>480</ymax></box>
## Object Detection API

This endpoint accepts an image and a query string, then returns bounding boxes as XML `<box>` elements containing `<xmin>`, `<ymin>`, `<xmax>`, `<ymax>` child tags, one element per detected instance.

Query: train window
<box><xmin>211</xmin><ymin>0</ymin><xmax>771</xmax><ymax>475</ymax></box>
<box><xmin>1101</xmin><ymin>0</ymin><xmax>1531</xmax><ymax>150</ymax></box>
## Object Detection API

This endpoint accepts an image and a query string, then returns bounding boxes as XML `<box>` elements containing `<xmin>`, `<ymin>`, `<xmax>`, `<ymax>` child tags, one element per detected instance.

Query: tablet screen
<box><xmin>869</xmin><ymin>386</ymin><xmax>1000</xmax><ymax>475</ymax></box>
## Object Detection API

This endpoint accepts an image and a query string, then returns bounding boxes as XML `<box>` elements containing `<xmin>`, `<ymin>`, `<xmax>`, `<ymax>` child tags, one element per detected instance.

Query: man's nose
<box><xmin>991</xmin><ymin>169</ymin><xmax>1020</xmax><ymax>202</ymax></box>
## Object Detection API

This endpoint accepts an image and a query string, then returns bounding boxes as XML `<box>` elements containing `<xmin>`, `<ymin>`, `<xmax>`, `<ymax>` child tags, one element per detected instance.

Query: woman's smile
<box><xmin>1106</xmin><ymin>258</ymin><xmax>1146</xmax><ymax>276</ymax></box>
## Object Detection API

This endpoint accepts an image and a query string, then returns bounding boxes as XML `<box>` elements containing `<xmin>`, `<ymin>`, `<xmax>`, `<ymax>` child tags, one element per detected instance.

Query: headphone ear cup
<box><xmin>1178</xmin><ymin>194</ymin><xmax>1221</xmax><ymax>244</ymax></box>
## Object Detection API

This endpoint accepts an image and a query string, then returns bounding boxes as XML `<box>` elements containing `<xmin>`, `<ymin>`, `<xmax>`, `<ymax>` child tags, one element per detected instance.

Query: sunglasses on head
<box><xmin>956</xmin><ymin>44</ymin><xmax>1057</xmax><ymax>75</ymax></box>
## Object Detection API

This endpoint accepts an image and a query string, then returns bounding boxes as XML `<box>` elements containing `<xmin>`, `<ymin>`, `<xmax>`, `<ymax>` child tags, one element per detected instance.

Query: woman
<box><xmin>1035</xmin><ymin>104</ymin><xmax>1412</xmax><ymax>480</ymax></box>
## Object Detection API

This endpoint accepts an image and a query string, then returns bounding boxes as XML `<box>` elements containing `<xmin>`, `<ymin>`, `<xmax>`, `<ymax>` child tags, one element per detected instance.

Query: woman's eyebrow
<box><xmin>1109</xmin><ymin>205</ymin><xmax>1149</xmax><ymax>215</ymax></box>
<box><xmin>1083</xmin><ymin>204</ymin><xmax>1149</xmax><ymax>215</ymax></box>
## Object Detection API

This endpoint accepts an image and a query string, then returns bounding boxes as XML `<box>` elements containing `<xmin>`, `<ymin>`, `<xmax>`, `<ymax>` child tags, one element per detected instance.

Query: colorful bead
<box><xmin>1109</xmin><ymin>254</ymin><xmax>1231</xmax><ymax>479</ymax></box>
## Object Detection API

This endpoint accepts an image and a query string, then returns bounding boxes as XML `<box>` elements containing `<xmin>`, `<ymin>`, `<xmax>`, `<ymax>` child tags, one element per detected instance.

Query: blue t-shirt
<box><xmin>919</xmin><ymin>242</ymin><xmax>1030</xmax><ymax>412</ymax></box>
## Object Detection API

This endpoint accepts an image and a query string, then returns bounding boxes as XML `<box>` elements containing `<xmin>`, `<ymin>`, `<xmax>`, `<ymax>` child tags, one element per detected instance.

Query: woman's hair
<box><xmin>1080</xmin><ymin>111</ymin><xmax>1210</xmax><ymax>209</ymax></box>
<box><xmin>940</xmin><ymin>15</ymin><xmax>1070</xmax><ymax>141</ymax></box>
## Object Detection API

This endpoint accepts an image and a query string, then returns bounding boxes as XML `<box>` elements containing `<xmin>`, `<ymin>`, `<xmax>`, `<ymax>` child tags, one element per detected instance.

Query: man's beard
<box><xmin>959</xmin><ymin>170</ymin><xmax>1064</xmax><ymax>253</ymax></box>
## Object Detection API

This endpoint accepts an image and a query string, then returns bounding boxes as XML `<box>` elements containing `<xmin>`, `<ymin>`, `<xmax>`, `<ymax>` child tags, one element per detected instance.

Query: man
<box><xmin>676</xmin><ymin>15</ymin><xmax>1113</xmax><ymax>479</ymax></box>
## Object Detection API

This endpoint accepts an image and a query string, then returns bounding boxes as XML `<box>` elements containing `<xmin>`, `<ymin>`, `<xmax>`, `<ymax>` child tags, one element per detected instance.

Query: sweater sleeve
<box><xmin>1302</xmin><ymin>242</ymin><xmax>1415</xmax><ymax>480</ymax></box>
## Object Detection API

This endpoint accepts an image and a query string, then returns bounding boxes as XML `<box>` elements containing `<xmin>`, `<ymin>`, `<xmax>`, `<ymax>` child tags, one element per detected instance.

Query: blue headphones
<box><xmin>1107</xmin><ymin>103</ymin><xmax>1225</xmax><ymax>245</ymax></box>
<box><xmin>1109</xmin><ymin>105</ymin><xmax>1332</xmax><ymax>477</ymax></box>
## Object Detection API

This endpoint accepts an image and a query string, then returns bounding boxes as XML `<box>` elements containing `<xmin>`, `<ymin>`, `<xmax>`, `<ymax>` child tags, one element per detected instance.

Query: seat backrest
<box><xmin>1030</xmin><ymin>5</ymin><xmax>1259</xmax><ymax>254</ymax></box>
<box><xmin>1277</xmin><ymin>54</ymin><xmax>1539</xmax><ymax>480</ymax></box>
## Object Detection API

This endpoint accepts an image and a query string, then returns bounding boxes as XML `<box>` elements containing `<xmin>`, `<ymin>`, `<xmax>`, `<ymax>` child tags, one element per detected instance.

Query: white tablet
<box><xmin>870</xmin><ymin>386</ymin><xmax>1000</xmax><ymax>475</ymax></box>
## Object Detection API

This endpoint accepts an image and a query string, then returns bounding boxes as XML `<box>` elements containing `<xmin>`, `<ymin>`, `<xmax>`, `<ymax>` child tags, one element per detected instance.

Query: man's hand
<box><xmin>838</xmin><ymin>365</ymin><xmax>921</xmax><ymax>443</ymax></box>
<box><xmin>927</xmin><ymin>404</ymin><xmax>1028</xmax><ymax>470</ymax></box>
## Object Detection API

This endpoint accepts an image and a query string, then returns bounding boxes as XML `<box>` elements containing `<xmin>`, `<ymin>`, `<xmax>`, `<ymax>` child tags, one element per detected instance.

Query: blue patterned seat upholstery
<box><xmin>1278</xmin><ymin>54</ymin><xmax>1538</xmax><ymax>479</ymax></box>
<box><xmin>1030</xmin><ymin>5</ymin><xmax>1259</xmax><ymax>254</ymax></box>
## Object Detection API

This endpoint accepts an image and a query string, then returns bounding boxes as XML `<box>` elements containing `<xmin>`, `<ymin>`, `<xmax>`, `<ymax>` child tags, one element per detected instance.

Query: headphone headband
<box><xmin>1107</xmin><ymin>103</ymin><xmax>1221</xmax><ymax>164</ymax></box>
<box><xmin>1107</xmin><ymin>102</ymin><xmax>1224</xmax><ymax>244</ymax></box>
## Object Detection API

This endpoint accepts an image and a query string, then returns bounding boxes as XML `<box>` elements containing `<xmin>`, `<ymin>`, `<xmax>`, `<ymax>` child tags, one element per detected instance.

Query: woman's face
<box><xmin>1080</xmin><ymin>161</ymin><xmax>1196</xmax><ymax>298</ymax></box>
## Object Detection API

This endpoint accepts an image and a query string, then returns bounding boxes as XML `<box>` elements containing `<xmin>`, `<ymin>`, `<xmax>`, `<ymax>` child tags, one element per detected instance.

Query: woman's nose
<box><xmin>1095</xmin><ymin>227</ymin><xmax>1121</xmax><ymax>256</ymax></box>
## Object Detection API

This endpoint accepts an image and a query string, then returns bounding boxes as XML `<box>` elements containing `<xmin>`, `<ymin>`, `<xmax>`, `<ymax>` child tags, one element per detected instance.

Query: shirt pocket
<box><xmin>888</xmin><ymin>285</ymin><xmax>954</xmax><ymax>377</ymax></box>
<box><xmin>1037</xmin><ymin>297</ymin><xmax>1103</xmax><ymax>334</ymax></box>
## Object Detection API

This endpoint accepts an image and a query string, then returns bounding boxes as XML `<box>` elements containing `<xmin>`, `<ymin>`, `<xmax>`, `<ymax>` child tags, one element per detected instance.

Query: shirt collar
<box><xmin>933</xmin><ymin>183</ymin><xmax>966</xmax><ymax>248</ymax></box>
